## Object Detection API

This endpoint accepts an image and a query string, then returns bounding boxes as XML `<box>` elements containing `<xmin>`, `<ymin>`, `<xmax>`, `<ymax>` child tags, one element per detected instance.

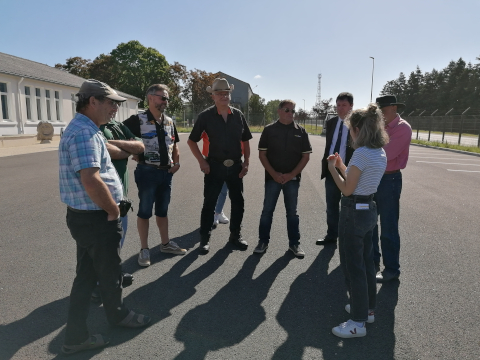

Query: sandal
<box><xmin>117</xmin><ymin>310</ymin><xmax>151</xmax><ymax>328</ymax></box>
<box><xmin>62</xmin><ymin>334</ymin><xmax>109</xmax><ymax>355</ymax></box>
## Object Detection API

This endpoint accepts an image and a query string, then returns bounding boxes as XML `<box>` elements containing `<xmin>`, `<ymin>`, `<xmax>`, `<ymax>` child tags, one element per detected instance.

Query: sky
<box><xmin>2</xmin><ymin>0</ymin><xmax>479</xmax><ymax>112</ymax></box>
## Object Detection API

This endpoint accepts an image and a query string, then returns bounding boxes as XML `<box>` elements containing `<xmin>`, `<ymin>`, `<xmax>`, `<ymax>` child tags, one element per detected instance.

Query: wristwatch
<box><xmin>174</xmin><ymin>162</ymin><xmax>180</xmax><ymax>166</ymax></box>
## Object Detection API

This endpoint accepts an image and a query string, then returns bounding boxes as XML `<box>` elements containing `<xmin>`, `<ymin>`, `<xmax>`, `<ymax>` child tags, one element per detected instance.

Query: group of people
<box><xmin>58</xmin><ymin>77</ymin><xmax>411</xmax><ymax>353</ymax></box>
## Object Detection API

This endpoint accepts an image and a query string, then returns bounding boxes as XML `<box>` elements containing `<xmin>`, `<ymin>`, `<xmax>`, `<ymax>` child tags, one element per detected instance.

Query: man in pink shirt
<box><xmin>373</xmin><ymin>95</ymin><xmax>412</xmax><ymax>282</ymax></box>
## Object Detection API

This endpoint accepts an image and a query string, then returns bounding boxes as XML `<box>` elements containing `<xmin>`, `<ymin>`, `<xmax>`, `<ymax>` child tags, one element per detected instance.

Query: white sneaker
<box><xmin>138</xmin><ymin>249</ymin><xmax>150</xmax><ymax>267</ymax></box>
<box><xmin>332</xmin><ymin>320</ymin><xmax>366</xmax><ymax>338</ymax></box>
<box><xmin>215</xmin><ymin>212</ymin><xmax>229</xmax><ymax>224</ymax></box>
<box><xmin>160</xmin><ymin>240</ymin><xmax>187</xmax><ymax>255</ymax></box>
<box><xmin>345</xmin><ymin>304</ymin><xmax>375</xmax><ymax>323</ymax></box>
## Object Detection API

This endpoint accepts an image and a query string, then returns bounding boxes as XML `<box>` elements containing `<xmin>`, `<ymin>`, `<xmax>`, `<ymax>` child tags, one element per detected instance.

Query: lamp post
<box><xmin>369</xmin><ymin>57</ymin><xmax>375</xmax><ymax>102</ymax></box>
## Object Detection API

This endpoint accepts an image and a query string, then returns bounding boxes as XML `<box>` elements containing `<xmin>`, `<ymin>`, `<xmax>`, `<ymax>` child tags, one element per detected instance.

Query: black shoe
<box><xmin>229</xmin><ymin>234</ymin><xmax>248</xmax><ymax>250</ymax></box>
<box><xmin>200</xmin><ymin>237</ymin><xmax>210</xmax><ymax>254</ymax></box>
<box><xmin>376</xmin><ymin>271</ymin><xmax>399</xmax><ymax>283</ymax></box>
<box><xmin>316</xmin><ymin>237</ymin><xmax>337</xmax><ymax>245</ymax></box>
<box><xmin>253</xmin><ymin>242</ymin><xmax>268</xmax><ymax>254</ymax></box>
<box><xmin>289</xmin><ymin>244</ymin><xmax>305</xmax><ymax>257</ymax></box>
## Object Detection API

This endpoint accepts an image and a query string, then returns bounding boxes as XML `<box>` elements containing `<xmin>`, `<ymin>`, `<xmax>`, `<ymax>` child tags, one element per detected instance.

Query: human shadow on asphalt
<box><xmin>272</xmin><ymin>245</ymin><xmax>400</xmax><ymax>360</ymax></box>
<box><xmin>0</xmin><ymin>229</ymin><xmax>201</xmax><ymax>359</ymax></box>
<box><xmin>172</xmin><ymin>252</ymin><xmax>294</xmax><ymax>360</ymax></box>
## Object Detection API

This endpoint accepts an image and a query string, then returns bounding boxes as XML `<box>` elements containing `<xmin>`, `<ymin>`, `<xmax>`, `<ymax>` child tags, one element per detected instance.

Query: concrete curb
<box><xmin>0</xmin><ymin>134</ymin><xmax>61</xmax><ymax>148</ymax></box>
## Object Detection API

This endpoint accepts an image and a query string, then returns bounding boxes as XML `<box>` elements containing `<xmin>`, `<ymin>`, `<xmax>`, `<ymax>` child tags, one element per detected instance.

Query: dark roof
<box><xmin>217</xmin><ymin>71</ymin><xmax>254</xmax><ymax>93</ymax></box>
<box><xmin>0</xmin><ymin>52</ymin><xmax>140</xmax><ymax>100</ymax></box>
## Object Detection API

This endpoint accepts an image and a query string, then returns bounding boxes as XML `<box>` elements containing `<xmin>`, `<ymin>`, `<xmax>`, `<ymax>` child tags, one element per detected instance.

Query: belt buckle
<box><xmin>223</xmin><ymin>159</ymin><xmax>234</xmax><ymax>167</ymax></box>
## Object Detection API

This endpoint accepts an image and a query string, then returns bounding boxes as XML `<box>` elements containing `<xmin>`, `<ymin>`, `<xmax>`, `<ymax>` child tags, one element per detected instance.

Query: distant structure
<box><xmin>315</xmin><ymin>73</ymin><xmax>322</xmax><ymax>107</ymax></box>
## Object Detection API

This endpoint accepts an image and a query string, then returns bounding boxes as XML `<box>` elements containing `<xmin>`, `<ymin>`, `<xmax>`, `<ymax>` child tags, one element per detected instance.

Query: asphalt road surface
<box><xmin>0</xmin><ymin>133</ymin><xmax>479</xmax><ymax>360</ymax></box>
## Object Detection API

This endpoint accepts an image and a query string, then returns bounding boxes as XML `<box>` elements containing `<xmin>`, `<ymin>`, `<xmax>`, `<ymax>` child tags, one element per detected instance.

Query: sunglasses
<box><xmin>282</xmin><ymin>108</ymin><xmax>296</xmax><ymax>114</ymax></box>
<box><xmin>151</xmin><ymin>94</ymin><xmax>170</xmax><ymax>101</ymax></box>
<box><xmin>104</xmin><ymin>99</ymin><xmax>122</xmax><ymax>107</ymax></box>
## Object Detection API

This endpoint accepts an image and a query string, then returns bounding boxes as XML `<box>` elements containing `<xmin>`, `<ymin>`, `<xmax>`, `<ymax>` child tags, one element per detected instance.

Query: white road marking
<box><xmin>416</xmin><ymin>161</ymin><xmax>480</xmax><ymax>166</ymax></box>
<box><xmin>447</xmin><ymin>169</ymin><xmax>480</xmax><ymax>173</ymax></box>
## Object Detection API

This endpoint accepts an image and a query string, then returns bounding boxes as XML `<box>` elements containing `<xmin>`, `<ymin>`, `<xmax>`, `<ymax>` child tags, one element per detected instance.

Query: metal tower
<box><xmin>316</xmin><ymin>73</ymin><xmax>322</xmax><ymax>106</ymax></box>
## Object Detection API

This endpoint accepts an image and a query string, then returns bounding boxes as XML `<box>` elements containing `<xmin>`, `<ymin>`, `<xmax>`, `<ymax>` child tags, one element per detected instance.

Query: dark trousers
<box><xmin>259</xmin><ymin>179</ymin><xmax>300</xmax><ymax>246</ymax></box>
<box><xmin>372</xmin><ymin>172</ymin><xmax>402</xmax><ymax>276</ymax></box>
<box><xmin>64</xmin><ymin>208</ymin><xmax>129</xmax><ymax>345</ymax></box>
<box><xmin>325</xmin><ymin>173</ymin><xmax>342</xmax><ymax>239</ymax></box>
<box><xmin>200</xmin><ymin>160</ymin><xmax>244</xmax><ymax>238</ymax></box>
<box><xmin>338</xmin><ymin>196</ymin><xmax>377</xmax><ymax>322</ymax></box>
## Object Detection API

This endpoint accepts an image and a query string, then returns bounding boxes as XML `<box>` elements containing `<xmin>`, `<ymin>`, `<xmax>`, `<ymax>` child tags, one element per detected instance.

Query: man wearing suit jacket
<box><xmin>317</xmin><ymin>92</ymin><xmax>354</xmax><ymax>245</ymax></box>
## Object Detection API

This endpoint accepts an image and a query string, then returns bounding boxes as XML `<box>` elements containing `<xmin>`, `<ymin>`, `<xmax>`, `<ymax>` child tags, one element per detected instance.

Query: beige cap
<box><xmin>206</xmin><ymin>78</ymin><xmax>234</xmax><ymax>93</ymax></box>
<box><xmin>77</xmin><ymin>79</ymin><xmax>127</xmax><ymax>102</ymax></box>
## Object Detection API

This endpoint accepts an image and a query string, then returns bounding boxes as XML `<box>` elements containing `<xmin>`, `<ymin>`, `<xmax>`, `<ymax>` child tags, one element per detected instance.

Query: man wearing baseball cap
<box><xmin>187</xmin><ymin>78</ymin><xmax>252</xmax><ymax>253</ymax></box>
<box><xmin>373</xmin><ymin>95</ymin><xmax>412</xmax><ymax>282</ymax></box>
<box><xmin>59</xmin><ymin>79</ymin><xmax>150</xmax><ymax>355</ymax></box>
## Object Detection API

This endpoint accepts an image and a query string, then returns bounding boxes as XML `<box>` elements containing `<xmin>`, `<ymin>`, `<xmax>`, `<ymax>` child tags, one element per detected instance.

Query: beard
<box><xmin>155</xmin><ymin>103</ymin><xmax>166</xmax><ymax>113</ymax></box>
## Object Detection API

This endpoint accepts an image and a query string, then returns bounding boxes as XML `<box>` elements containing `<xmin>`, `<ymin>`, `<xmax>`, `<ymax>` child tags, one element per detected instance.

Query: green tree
<box><xmin>54</xmin><ymin>56</ymin><xmax>91</xmax><ymax>78</ymax></box>
<box><xmin>264</xmin><ymin>99</ymin><xmax>281</xmax><ymax>124</ymax></box>
<box><xmin>312</xmin><ymin>98</ymin><xmax>333</xmax><ymax>119</ymax></box>
<box><xmin>248</xmin><ymin>94</ymin><xmax>265</xmax><ymax>125</ymax></box>
<box><xmin>110</xmin><ymin>40</ymin><xmax>170</xmax><ymax>103</ymax></box>
<box><xmin>182</xmin><ymin>69</ymin><xmax>217</xmax><ymax>117</ymax></box>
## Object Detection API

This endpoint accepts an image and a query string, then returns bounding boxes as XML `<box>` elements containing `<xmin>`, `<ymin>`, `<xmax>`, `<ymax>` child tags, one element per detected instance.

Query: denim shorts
<box><xmin>134</xmin><ymin>164</ymin><xmax>173</xmax><ymax>219</ymax></box>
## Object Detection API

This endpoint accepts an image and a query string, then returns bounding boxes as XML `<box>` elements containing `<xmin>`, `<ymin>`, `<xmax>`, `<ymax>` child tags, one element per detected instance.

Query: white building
<box><xmin>0</xmin><ymin>52</ymin><xmax>140</xmax><ymax>136</ymax></box>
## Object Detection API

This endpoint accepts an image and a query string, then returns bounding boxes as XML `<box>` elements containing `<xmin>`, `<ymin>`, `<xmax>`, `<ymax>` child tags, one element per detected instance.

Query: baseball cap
<box><xmin>77</xmin><ymin>79</ymin><xmax>127</xmax><ymax>102</ymax></box>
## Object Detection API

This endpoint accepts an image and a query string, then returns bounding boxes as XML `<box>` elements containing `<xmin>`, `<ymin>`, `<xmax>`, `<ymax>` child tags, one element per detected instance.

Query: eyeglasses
<box><xmin>282</xmin><ymin>108</ymin><xmax>296</xmax><ymax>114</ymax></box>
<box><xmin>104</xmin><ymin>99</ymin><xmax>121</xmax><ymax>107</ymax></box>
<box><xmin>151</xmin><ymin>94</ymin><xmax>170</xmax><ymax>101</ymax></box>
<box><xmin>213</xmin><ymin>92</ymin><xmax>230</xmax><ymax>98</ymax></box>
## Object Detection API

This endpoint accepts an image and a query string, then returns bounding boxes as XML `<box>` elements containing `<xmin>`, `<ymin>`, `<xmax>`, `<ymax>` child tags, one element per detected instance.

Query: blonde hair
<box><xmin>346</xmin><ymin>103</ymin><xmax>389</xmax><ymax>149</ymax></box>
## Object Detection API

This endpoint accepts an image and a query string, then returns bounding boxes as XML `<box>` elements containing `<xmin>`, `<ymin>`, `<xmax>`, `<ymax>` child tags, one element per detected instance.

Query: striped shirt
<box><xmin>346</xmin><ymin>146</ymin><xmax>387</xmax><ymax>195</ymax></box>
<box><xmin>59</xmin><ymin>113</ymin><xmax>123</xmax><ymax>210</ymax></box>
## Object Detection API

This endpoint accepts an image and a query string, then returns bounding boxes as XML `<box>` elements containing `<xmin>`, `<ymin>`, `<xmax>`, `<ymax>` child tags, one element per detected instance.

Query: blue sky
<box><xmin>2</xmin><ymin>0</ymin><xmax>479</xmax><ymax>111</ymax></box>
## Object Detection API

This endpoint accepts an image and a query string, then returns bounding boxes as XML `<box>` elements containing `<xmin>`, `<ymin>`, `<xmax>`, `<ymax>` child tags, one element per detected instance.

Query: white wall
<box><xmin>0</xmin><ymin>73</ymin><xmax>138</xmax><ymax>135</ymax></box>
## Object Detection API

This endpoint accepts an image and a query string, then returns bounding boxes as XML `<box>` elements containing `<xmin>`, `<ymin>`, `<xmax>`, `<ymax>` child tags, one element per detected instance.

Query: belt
<box><xmin>384</xmin><ymin>169</ymin><xmax>400</xmax><ymax>174</ymax></box>
<box><xmin>141</xmin><ymin>163</ymin><xmax>171</xmax><ymax>170</ymax></box>
<box><xmin>67</xmin><ymin>206</ymin><xmax>104</xmax><ymax>213</ymax></box>
<box><xmin>208</xmin><ymin>157</ymin><xmax>241</xmax><ymax>167</ymax></box>
<box><xmin>344</xmin><ymin>194</ymin><xmax>374</xmax><ymax>202</ymax></box>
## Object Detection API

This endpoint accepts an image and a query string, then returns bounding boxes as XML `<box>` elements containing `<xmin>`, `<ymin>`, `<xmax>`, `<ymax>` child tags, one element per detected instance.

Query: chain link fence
<box><xmin>405</xmin><ymin>115</ymin><xmax>480</xmax><ymax>147</ymax></box>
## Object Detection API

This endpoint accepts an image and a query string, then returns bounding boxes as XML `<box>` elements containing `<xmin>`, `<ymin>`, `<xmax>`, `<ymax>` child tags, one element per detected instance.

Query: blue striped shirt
<box><xmin>347</xmin><ymin>146</ymin><xmax>387</xmax><ymax>196</ymax></box>
<box><xmin>59</xmin><ymin>113</ymin><xmax>123</xmax><ymax>210</ymax></box>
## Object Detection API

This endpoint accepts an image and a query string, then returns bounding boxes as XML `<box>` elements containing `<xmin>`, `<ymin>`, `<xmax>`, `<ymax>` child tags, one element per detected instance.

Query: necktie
<box><xmin>333</xmin><ymin>121</ymin><xmax>343</xmax><ymax>155</ymax></box>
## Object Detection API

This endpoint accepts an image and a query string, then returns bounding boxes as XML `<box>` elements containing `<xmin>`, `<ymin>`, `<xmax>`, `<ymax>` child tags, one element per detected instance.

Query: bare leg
<box><xmin>156</xmin><ymin>216</ymin><xmax>169</xmax><ymax>245</ymax></box>
<box><xmin>137</xmin><ymin>217</ymin><xmax>150</xmax><ymax>249</ymax></box>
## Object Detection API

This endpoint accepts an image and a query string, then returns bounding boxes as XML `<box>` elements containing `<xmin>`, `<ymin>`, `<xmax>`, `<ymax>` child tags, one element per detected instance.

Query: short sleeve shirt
<box><xmin>123</xmin><ymin>109</ymin><xmax>179</xmax><ymax>166</ymax></box>
<box><xmin>59</xmin><ymin>113</ymin><xmax>123</xmax><ymax>210</ymax></box>
<box><xmin>189</xmin><ymin>105</ymin><xmax>252</xmax><ymax>160</ymax></box>
<box><xmin>258</xmin><ymin>120</ymin><xmax>312</xmax><ymax>182</ymax></box>
<box><xmin>346</xmin><ymin>146</ymin><xmax>387</xmax><ymax>195</ymax></box>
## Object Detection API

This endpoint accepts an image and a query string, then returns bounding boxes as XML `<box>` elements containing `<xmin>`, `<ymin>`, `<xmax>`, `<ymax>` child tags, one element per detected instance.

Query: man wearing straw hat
<box><xmin>187</xmin><ymin>78</ymin><xmax>252</xmax><ymax>254</ymax></box>
<box><xmin>373</xmin><ymin>95</ymin><xmax>412</xmax><ymax>282</ymax></box>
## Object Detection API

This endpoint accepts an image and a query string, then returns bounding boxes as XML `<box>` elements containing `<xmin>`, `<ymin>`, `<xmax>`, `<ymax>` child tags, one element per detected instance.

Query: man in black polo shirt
<box><xmin>254</xmin><ymin>100</ymin><xmax>312</xmax><ymax>257</ymax></box>
<box><xmin>187</xmin><ymin>78</ymin><xmax>252</xmax><ymax>254</ymax></box>
<box><xmin>123</xmin><ymin>84</ymin><xmax>186</xmax><ymax>267</ymax></box>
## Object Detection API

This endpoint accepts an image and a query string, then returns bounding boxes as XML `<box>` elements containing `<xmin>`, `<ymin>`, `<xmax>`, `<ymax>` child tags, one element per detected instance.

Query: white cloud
<box><xmin>254</xmin><ymin>75</ymin><xmax>262</xmax><ymax>79</ymax></box>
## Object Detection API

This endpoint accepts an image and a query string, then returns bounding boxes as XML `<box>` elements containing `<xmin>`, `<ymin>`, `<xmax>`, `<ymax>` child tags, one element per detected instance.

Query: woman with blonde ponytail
<box><xmin>327</xmin><ymin>103</ymin><xmax>388</xmax><ymax>338</ymax></box>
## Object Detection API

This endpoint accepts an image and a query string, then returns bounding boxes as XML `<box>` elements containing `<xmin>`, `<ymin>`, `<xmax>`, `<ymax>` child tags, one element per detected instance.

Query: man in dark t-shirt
<box><xmin>254</xmin><ymin>100</ymin><xmax>312</xmax><ymax>257</ymax></box>
<box><xmin>187</xmin><ymin>78</ymin><xmax>252</xmax><ymax>254</ymax></box>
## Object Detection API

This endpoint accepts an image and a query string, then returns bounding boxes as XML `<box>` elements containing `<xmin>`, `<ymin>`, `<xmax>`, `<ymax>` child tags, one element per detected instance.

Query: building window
<box><xmin>25</xmin><ymin>86</ymin><xmax>32</xmax><ymax>120</ymax></box>
<box><xmin>55</xmin><ymin>91</ymin><xmax>61</xmax><ymax>121</ymax></box>
<box><xmin>0</xmin><ymin>82</ymin><xmax>9</xmax><ymax>120</ymax></box>
<box><xmin>45</xmin><ymin>89</ymin><xmax>52</xmax><ymax>121</ymax></box>
<box><xmin>36</xmin><ymin>88</ymin><xmax>42</xmax><ymax>120</ymax></box>
<box><xmin>71</xmin><ymin>93</ymin><xmax>76</xmax><ymax>117</ymax></box>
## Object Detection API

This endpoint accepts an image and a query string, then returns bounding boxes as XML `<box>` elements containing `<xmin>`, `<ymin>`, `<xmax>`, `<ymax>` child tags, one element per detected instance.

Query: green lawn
<box><xmin>411</xmin><ymin>139</ymin><xmax>480</xmax><ymax>154</ymax></box>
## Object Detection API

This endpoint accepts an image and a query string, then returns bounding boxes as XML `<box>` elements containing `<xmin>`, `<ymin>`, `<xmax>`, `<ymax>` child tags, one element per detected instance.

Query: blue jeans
<box><xmin>65</xmin><ymin>208</ymin><xmax>129</xmax><ymax>345</ymax></box>
<box><xmin>338</xmin><ymin>195</ymin><xmax>377</xmax><ymax>322</ymax></box>
<box><xmin>134</xmin><ymin>164</ymin><xmax>173</xmax><ymax>219</ymax></box>
<box><xmin>372</xmin><ymin>172</ymin><xmax>402</xmax><ymax>276</ymax></box>
<box><xmin>258</xmin><ymin>180</ymin><xmax>300</xmax><ymax>247</ymax></box>
<box><xmin>325</xmin><ymin>173</ymin><xmax>342</xmax><ymax>239</ymax></box>
<box><xmin>215</xmin><ymin>182</ymin><xmax>228</xmax><ymax>214</ymax></box>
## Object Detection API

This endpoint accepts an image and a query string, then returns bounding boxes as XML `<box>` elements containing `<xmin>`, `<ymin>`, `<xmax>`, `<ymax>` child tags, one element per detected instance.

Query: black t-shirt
<box><xmin>189</xmin><ymin>105</ymin><xmax>252</xmax><ymax>160</ymax></box>
<box><xmin>258</xmin><ymin>120</ymin><xmax>312</xmax><ymax>182</ymax></box>
<box><xmin>123</xmin><ymin>109</ymin><xmax>179</xmax><ymax>166</ymax></box>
